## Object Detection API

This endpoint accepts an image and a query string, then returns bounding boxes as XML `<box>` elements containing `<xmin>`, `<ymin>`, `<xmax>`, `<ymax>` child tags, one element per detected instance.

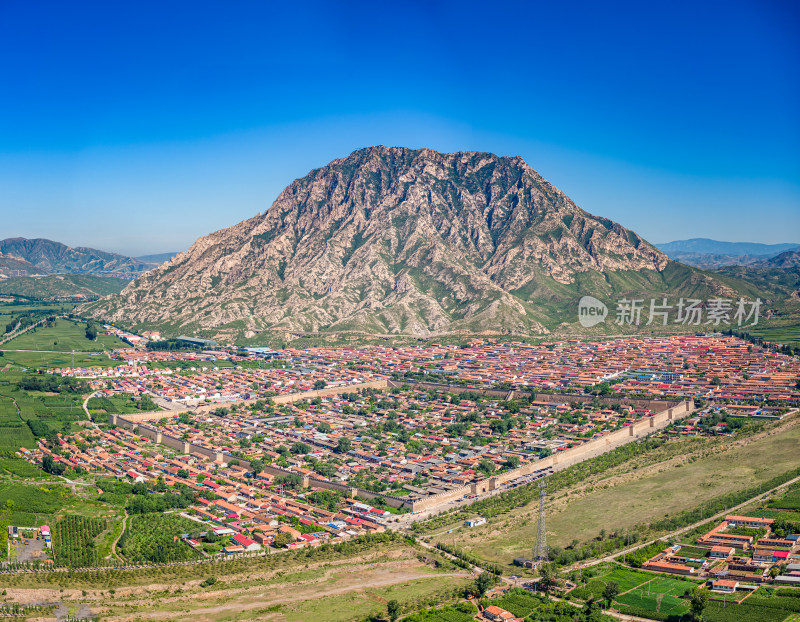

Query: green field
<box><xmin>0</xmin><ymin>302</ymin><xmax>71</xmax><ymax>332</ymax></box>
<box><xmin>616</xmin><ymin>590</ymin><xmax>690</xmax><ymax>617</ymax></box>
<box><xmin>0</xmin><ymin>457</ymin><xmax>42</xmax><ymax>478</ymax></box>
<box><xmin>0</xmin><ymin>349</ymin><xmax>118</xmax><ymax>368</ymax></box>
<box><xmin>489</xmin><ymin>589</ymin><xmax>546</xmax><ymax>618</ymax></box>
<box><xmin>53</xmin><ymin>515</ymin><xmax>108</xmax><ymax>567</ymax></box>
<box><xmin>119</xmin><ymin>513</ymin><xmax>204</xmax><ymax>563</ymax></box>
<box><xmin>0</xmin><ymin>482</ymin><xmax>71</xmax><ymax>526</ymax></box>
<box><xmin>3</xmin><ymin>317</ymin><xmax>127</xmax><ymax>352</ymax></box>
<box><xmin>0</xmin><ymin>369</ymin><xmax>88</xmax><ymax>449</ymax></box>
<box><xmin>87</xmin><ymin>393</ymin><xmax>160</xmax><ymax>416</ymax></box>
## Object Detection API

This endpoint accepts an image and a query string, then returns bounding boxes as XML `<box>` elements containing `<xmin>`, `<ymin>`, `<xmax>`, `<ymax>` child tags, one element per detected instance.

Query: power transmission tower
<box><xmin>533</xmin><ymin>479</ymin><xmax>548</xmax><ymax>564</ymax></box>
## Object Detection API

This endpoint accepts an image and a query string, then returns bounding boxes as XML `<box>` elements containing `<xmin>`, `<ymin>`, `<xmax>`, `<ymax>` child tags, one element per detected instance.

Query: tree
<box><xmin>42</xmin><ymin>454</ymin><xmax>65</xmax><ymax>476</ymax></box>
<box><xmin>387</xmin><ymin>599</ymin><xmax>401</xmax><ymax>622</ymax></box>
<box><xmin>291</xmin><ymin>441</ymin><xmax>311</xmax><ymax>455</ymax></box>
<box><xmin>273</xmin><ymin>531</ymin><xmax>292</xmax><ymax>548</ymax></box>
<box><xmin>538</xmin><ymin>563</ymin><xmax>555</xmax><ymax>591</ymax></box>
<box><xmin>690</xmin><ymin>587</ymin><xmax>708</xmax><ymax>621</ymax></box>
<box><xmin>474</xmin><ymin>572</ymin><xmax>495</xmax><ymax>597</ymax></box>
<box><xmin>249</xmin><ymin>459</ymin><xmax>264</xmax><ymax>475</ymax></box>
<box><xmin>313</xmin><ymin>379</ymin><xmax>327</xmax><ymax>390</ymax></box>
<box><xmin>85</xmin><ymin>321</ymin><xmax>98</xmax><ymax>340</ymax></box>
<box><xmin>336</xmin><ymin>437</ymin><xmax>352</xmax><ymax>454</ymax></box>
<box><xmin>477</xmin><ymin>458</ymin><xmax>495</xmax><ymax>475</ymax></box>
<box><xmin>602</xmin><ymin>581</ymin><xmax>620</xmax><ymax>607</ymax></box>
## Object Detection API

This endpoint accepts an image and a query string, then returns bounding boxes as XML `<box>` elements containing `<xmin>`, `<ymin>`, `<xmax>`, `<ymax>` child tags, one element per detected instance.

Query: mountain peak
<box><xmin>81</xmin><ymin>146</ymin><xmax>727</xmax><ymax>339</ymax></box>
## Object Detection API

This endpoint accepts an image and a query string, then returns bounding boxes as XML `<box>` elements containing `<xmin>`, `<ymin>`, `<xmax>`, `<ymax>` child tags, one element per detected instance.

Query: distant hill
<box><xmin>757</xmin><ymin>250</ymin><xmax>800</xmax><ymax>269</ymax></box>
<box><xmin>657</xmin><ymin>238</ymin><xmax>799</xmax><ymax>257</ymax></box>
<box><xmin>0</xmin><ymin>252</ymin><xmax>47</xmax><ymax>278</ymax></box>
<box><xmin>81</xmin><ymin>146</ymin><xmax>755</xmax><ymax>339</ymax></box>
<box><xmin>136</xmin><ymin>252</ymin><xmax>180</xmax><ymax>266</ymax></box>
<box><xmin>0</xmin><ymin>274</ymin><xmax>128</xmax><ymax>301</ymax></box>
<box><xmin>662</xmin><ymin>251</ymin><xmax>763</xmax><ymax>269</ymax></box>
<box><xmin>0</xmin><ymin>238</ymin><xmax>155</xmax><ymax>279</ymax></box>
<box><xmin>656</xmin><ymin>239</ymin><xmax>800</xmax><ymax>269</ymax></box>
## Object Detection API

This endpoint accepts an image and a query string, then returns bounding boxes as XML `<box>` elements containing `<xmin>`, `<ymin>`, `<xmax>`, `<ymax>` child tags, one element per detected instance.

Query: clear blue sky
<box><xmin>1</xmin><ymin>0</ymin><xmax>798</xmax><ymax>256</ymax></box>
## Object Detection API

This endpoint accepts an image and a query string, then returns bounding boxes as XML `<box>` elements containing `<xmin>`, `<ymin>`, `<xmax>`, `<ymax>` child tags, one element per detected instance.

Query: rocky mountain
<box><xmin>81</xmin><ymin>146</ymin><xmax>747</xmax><ymax>339</ymax></box>
<box><xmin>0</xmin><ymin>238</ymin><xmax>154</xmax><ymax>279</ymax></box>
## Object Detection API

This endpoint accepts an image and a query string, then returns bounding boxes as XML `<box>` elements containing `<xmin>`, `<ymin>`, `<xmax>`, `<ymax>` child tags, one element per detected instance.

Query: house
<box><xmin>231</xmin><ymin>533</ymin><xmax>261</xmax><ymax>552</ymax></box>
<box><xmin>725</xmin><ymin>515</ymin><xmax>774</xmax><ymax>528</ymax></box>
<box><xmin>222</xmin><ymin>544</ymin><xmax>245</xmax><ymax>555</ymax></box>
<box><xmin>465</xmin><ymin>517</ymin><xmax>487</xmax><ymax>527</ymax></box>
<box><xmin>709</xmin><ymin>546</ymin><xmax>735</xmax><ymax>559</ymax></box>
<box><xmin>484</xmin><ymin>605</ymin><xmax>516</xmax><ymax>621</ymax></box>
<box><xmin>710</xmin><ymin>579</ymin><xmax>739</xmax><ymax>592</ymax></box>
<box><xmin>753</xmin><ymin>549</ymin><xmax>775</xmax><ymax>562</ymax></box>
<box><xmin>643</xmin><ymin>561</ymin><xmax>696</xmax><ymax>575</ymax></box>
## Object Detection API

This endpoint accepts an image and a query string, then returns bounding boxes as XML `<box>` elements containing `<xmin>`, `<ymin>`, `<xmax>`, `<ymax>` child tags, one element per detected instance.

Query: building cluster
<box><xmin>641</xmin><ymin>515</ymin><xmax>800</xmax><ymax>591</ymax></box>
<box><xmin>281</xmin><ymin>334</ymin><xmax>799</xmax><ymax>402</ymax></box>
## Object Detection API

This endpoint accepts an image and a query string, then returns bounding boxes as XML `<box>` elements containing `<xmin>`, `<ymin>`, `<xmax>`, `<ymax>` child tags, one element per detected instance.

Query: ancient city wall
<box><xmin>408</xmin><ymin>399</ymin><xmax>695</xmax><ymax>512</ymax></box>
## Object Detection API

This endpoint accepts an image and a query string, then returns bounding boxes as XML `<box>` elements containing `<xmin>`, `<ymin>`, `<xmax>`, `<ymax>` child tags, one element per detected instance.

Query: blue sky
<box><xmin>1</xmin><ymin>0</ymin><xmax>798</xmax><ymax>256</ymax></box>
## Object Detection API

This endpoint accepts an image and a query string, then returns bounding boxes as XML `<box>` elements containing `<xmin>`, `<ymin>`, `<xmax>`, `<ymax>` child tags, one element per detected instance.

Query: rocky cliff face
<box><xmin>81</xmin><ymin>146</ymin><xmax>727</xmax><ymax>337</ymax></box>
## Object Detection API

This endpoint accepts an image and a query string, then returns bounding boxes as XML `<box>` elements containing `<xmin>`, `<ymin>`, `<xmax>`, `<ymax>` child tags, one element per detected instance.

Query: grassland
<box><xmin>0</xmin><ymin>302</ymin><xmax>71</xmax><ymax>330</ymax></box>
<box><xmin>1</xmin><ymin>538</ymin><xmax>474</xmax><ymax>622</ymax></box>
<box><xmin>0</xmin><ymin>274</ymin><xmax>127</xmax><ymax>300</ymax></box>
<box><xmin>2</xmin><ymin>317</ymin><xmax>127</xmax><ymax>352</ymax></box>
<box><xmin>432</xmin><ymin>417</ymin><xmax>800</xmax><ymax>565</ymax></box>
<box><xmin>0</xmin><ymin>348</ymin><xmax>118</xmax><ymax>368</ymax></box>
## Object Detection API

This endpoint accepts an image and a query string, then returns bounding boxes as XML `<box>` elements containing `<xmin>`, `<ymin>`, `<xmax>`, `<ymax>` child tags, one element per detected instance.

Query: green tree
<box><xmin>387</xmin><ymin>599</ymin><xmax>401</xmax><ymax>622</ymax></box>
<box><xmin>336</xmin><ymin>437</ymin><xmax>352</xmax><ymax>454</ymax></box>
<box><xmin>273</xmin><ymin>531</ymin><xmax>292</xmax><ymax>548</ymax></box>
<box><xmin>85</xmin><ymin>321</ymin><xmax>98</xmax><ymax>340</ymax></box>
<box><xmin>291</xmin><ymin>441</ymin><xmax>311</xmax><ymax>455</ymax></box>
<box><xmin>602</xmin><ymin>581</ymin><xmax>620</xmax><ymax>607</ymax></box>
<box><xmin>474</xmin><ymin>572</ymin><xmax>495</xmax><ymax>597</ymax></box>
<box><xmin>690</xmin><ymin>587</ymin><xmax>708</xmax><ymax>621</ymax></box>
<box><xmin>249</xmin><ymin>459</ymin><xmax>264</xmax><ymax>475</ymax></box>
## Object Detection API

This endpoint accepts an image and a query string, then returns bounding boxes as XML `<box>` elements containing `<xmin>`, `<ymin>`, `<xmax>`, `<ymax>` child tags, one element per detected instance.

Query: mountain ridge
<box><xmin>0</xmin><ymin>238</ymin><xmax>156</xmax><ymax>279</ymax></box>
<box><xmin>80</xmin><ymin>146</ymin><xmax>747</xmax><ymax>338</ymax></box>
